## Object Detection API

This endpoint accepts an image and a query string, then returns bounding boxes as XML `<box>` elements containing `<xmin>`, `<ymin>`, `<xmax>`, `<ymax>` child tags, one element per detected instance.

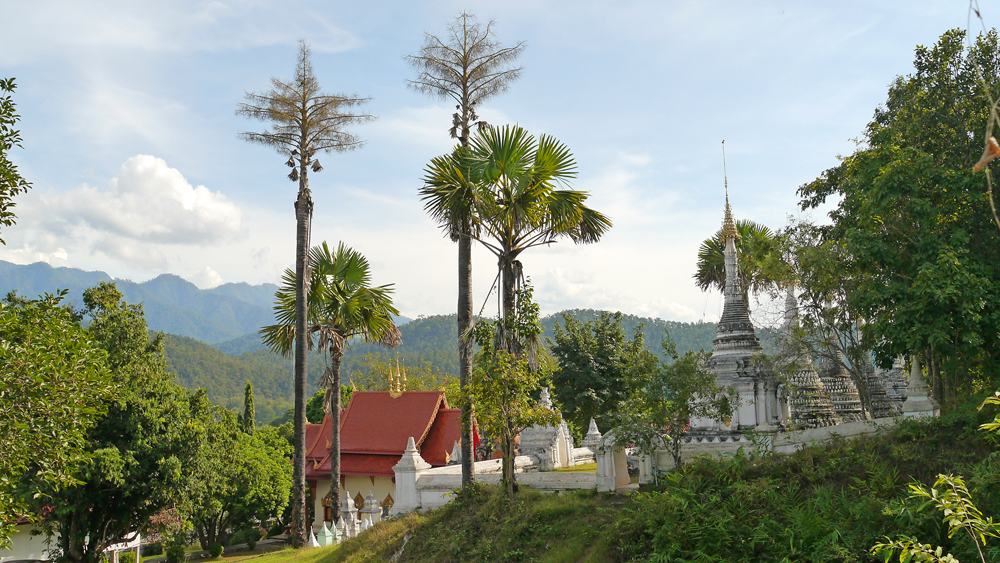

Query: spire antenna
<box><xmin>722</xmin><ymin>139</ymin><xmax>729</xmax><ymax>199</ymax></box>
<box><xmin>720</xmin><ymin>140</ymin><xmax>740</xmax><ymax>240</ymax></box>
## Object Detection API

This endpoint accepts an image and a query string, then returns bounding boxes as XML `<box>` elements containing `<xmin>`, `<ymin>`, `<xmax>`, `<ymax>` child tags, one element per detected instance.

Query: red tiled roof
<box><xmin>340</xmin><ymin>391</ymin><xmax>446</xmax><ymax>454</ymax></box>
<box><xmin>306</xmin><ymin>452</ymin><xmax>400</xmax><ymax>477</ymax></box>
<box><xmin>304</xmin><ymin>391</ymin><xmax>473</xmax><ymax>481</ymax></box>
<box><xmin>421</xmin><ymin>408</ymin><xmax>462</xmax><ymax>466</ymax></box>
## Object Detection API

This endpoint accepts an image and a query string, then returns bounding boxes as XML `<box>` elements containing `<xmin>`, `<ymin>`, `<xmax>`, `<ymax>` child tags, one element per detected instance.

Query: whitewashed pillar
<box><xmin>391</xmin><ymin>437</ymin><xmax>431</xmax><ymax>515</ymax></box>
<box><xmin>903</xmin><ymin>356</ymin><xmax>940</xmax><ymax>419</ymax></box>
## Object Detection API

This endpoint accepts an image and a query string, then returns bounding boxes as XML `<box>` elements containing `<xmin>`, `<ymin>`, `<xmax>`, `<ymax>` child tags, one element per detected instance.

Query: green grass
<box><xmin>247</xmin><ymin>395</ymin><xmax>1000</xmax><ymax>562</ymax></box>
<box><xmin>552</xmin><ymin>462</ymin><xmax>597</xmax><ymax>473</ymax></box>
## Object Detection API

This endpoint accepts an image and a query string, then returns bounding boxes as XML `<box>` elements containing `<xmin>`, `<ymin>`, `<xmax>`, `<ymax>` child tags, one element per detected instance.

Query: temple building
<box><xmin>817</xmin><ymin>351</ymin><xmax>865</xmax><ymax>423</ymax></box>
<box><xmin>305</xmin><ymin>390</ymin><xmax>468</xmax><ymax>530</ymax></box>
<box><xmin>691</xmin><ymin>193</ymin><xmax>781</xmax><ymax>432</ymax></box>
<box><xmin>778</xmin><ymin>288</ymin><xmax>840</xmax><ymax>428</ymax></box>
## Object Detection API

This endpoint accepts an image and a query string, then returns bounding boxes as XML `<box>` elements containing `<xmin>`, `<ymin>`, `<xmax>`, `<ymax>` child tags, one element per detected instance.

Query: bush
<box><xmin>208</xmin><ymin>543</ymin><xmax>223</xmax><ymax>558</ymax></box>
<box><xmin>164</xmin><ymin>545</ymin><xmax>185</xmax><ymax>563</ymax></box>
<box><xmin>119</xmin><ymin>552</ymin><xmax>136</xmax><ymax>563</ymax></box>
<box><xmin>246</xmin><ymin>537</ymin><xmax>257</xmax><ymax>551</ymax></box>
<box><xmin>140</xmin><ymin>543</ymin><xmax>162</xmax><ymax>557</ymax></box>
<box><xmin>229</xmin><ymin>528</ymin><xmax>260</xmax><ymax>547</ymax></box>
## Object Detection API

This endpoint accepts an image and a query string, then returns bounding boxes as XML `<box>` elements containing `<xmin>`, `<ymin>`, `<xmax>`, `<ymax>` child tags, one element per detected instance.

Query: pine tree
<box><xmin>242</xmin><ymin>380</ymin><xmax>255</xmax><ymax>434</ymax></box>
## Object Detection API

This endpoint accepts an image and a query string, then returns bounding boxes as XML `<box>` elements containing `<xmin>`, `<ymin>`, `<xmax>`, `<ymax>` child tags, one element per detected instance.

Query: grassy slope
<box><xmin>288</xmin><ymin>398</ymin><xmax>1000</xmax><ymax>563</ymax></box>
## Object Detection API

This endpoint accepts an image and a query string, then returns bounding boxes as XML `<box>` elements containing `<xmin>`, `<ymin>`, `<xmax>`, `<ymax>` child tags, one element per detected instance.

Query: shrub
<box><xmin>119</xmin><ymin>552</ymin><xmax>136</xmax><ymax>563</ymax></box>
<box><xmin>208</xmin><ymin>543</ymin><xmax>223</xmax><ymax>558</ymax></box>
<box><xmin>140</xmin><ymin>543</ymin><xmax>162</xmax><ymax>557</ymax></box>
<box><xmin>164</xmin><ymin>544</ymin><xmax>184</xmax><ymax>563</ymax></box>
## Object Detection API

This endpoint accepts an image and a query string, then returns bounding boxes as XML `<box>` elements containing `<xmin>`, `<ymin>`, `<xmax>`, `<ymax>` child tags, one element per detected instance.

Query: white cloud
<box><xmin>50</xmin><ymin>155</ymin><xmax>244</xmax><ymax>245</ymax></box>
<box><xmin>92</xmin><ymin>236</ymin><xmax>168</xmax><ymax>269</ymax></box>
<box><xmin>535</xmin><ymin>266</ymin><xmax>702</xmax><ymax>322</ymax></box>
<box><xmin>188</xmin><ymin>266</ymin><xmax>225</xmax><ymax>289</ymax></box>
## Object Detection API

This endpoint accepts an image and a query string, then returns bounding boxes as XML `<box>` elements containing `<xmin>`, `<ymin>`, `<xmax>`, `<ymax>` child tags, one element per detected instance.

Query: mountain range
<box><xmin>1</xmin><ymin>260</ymin><xmax>774</xmax><ymax>425</ymax></box>
<box><xmin>0</xmin><ymin>260</ymin><xmax>279</xmax><ymax>343</ymax></box>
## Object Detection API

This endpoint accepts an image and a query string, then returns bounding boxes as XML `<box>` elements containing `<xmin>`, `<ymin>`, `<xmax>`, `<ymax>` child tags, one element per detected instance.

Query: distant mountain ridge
<box><xmin>0</xmin><ymin>260</ymin><xmax>279</xmax><ymax>343</ymax></box>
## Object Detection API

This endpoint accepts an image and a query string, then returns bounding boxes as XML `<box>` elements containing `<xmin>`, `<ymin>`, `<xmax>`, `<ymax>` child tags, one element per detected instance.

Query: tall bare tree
<box><xmin>406</xmin><ymin>11</ymin><xmax>525</xmax><ymax>488</ymax></box>
<box><xmin>236</xmin><ymin>40</ymin><xmax>373</xmax><ymax>546</ymax></box>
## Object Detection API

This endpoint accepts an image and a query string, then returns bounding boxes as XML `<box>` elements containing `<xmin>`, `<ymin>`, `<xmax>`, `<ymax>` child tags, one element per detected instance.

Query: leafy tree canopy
<box><xmin>0</xmin><ymin>77</ymin><xmax>31</xmax><ymax>244</ymax></box>
<box><xmin>34</xmin><ymin>283</ymin><xmax>202</xmax><ymax>563</ymax></box>
<box><xmin>797</xmin><ymin>28</ymin><xmax>1000</xmax><ymax>405</ymax></box>
<box><xmin>549</xmin><ymin>311</ymin><xmax>645</xmax><ymax>442</ymax></box>
<box><xmin>0</xmin><ymin>291</ymin><xmax>113</xmax><ymax>549</ymax></box>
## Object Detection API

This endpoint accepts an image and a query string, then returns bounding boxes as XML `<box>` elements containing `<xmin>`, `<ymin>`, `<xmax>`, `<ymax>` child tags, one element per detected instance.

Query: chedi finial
<box><xmin>721</xmin><ymin>140</ymin><xmax>741</xmax><ymax>241</ymax></box>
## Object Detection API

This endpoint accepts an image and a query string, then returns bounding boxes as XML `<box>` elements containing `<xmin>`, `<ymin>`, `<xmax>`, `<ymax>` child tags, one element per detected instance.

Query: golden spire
<box><xmin>389</xmin><ymin>356</ymin><xmax>406</xmax><ymax>398</ymax></box>
<box><xmin>720</xmin><ymin>140</ymin><xmax>741</xmax><ymax>241</ymax></box>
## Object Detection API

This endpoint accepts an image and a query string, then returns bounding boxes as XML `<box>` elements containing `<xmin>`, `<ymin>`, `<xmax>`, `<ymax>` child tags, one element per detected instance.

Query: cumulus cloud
<box><xmin>188</xmin><ymin>266</ymin><xmax>225</xmax><ymax>289</ymax></box>
<box><xmin>50</xmin><ymin>155</ymin><xmax>244</xmax><ymax>245</ymax></box>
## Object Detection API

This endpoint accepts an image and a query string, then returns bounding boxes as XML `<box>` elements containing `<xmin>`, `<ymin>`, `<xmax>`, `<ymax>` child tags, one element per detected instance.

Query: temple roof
<box><xmin>305</xmin><ymin>391</ymin><xmax>467</xmax><ymax>479</ymax></box>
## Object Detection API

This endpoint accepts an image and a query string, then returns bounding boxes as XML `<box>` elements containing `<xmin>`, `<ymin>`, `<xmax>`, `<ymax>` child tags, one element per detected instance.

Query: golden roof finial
<box><xmin>720</xmin><ymin>140</ymin><xmax>741</xmax><ymax>241</ymax></box>
<box><xmin>389</xmin><ymin>356</ymin><xmax>404</xmax><ymax>398</ymax></box>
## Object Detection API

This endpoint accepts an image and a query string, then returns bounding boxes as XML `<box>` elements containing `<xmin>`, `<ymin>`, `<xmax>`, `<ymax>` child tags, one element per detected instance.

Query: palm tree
<box><xmin>260</xmin><ymin>242</ymin><xmax>400</xmax><ymax>527</ymax></box>
<box><xmin>407</xmin><ymin>13</ymin><xmax>524</xmax><ymax>487</ymax></box>
<box><xmin>694</xmin><ymin>219</ymin><xmax>778</xmax><ymax>314</ymax></box>
<box><xmin>236</xmin><ymin>41</ymin><xmax>374</xmax><ymax>543</ymax></box>
<box><xmin>424</xmin><ymin>124</ymin><xmax>612</xmax><ymax>356</ymax></box>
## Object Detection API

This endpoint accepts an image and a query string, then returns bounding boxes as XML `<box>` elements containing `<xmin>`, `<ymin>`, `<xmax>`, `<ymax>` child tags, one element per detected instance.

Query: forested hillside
<box><xmin>170</xmin><ymin>311</ymin><xmax>777</xmax><ymax>426</ymax></box>
<box><xmin>0</xmin><ymin>260</ymin><xmax>278</xmax><ymax>342</ymax></box>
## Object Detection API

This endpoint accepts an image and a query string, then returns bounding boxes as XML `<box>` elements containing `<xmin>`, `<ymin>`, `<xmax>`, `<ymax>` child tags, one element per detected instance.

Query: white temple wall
<box><xmin>1</xmin><ymin>524</ymin><xmax>54</xmax><ymax>562</ymax></box>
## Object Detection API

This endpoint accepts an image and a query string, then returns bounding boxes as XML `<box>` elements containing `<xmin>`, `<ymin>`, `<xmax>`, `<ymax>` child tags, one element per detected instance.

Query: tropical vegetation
<box><xmin>261</xmin><ymin>242</ymin><xmax>400</xmax><ymax>526</ymax></box>
<box><xmin>237</xmin><ymin>40</ymin><xmax>375</xmax><ymax>545</ymax></box>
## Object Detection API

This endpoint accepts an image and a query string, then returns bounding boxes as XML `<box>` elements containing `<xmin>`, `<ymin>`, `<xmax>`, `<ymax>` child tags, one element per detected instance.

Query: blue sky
<box><xmin>0</xmin><ymin>0</ymin><xmax>979</xmax><ymax>323</ymax></box>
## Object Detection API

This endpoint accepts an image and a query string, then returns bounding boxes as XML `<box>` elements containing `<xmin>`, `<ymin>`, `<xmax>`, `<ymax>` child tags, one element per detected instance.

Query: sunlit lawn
<box><xmin>551</xmin><ymin>462</ymin><xmax>597</xmax><ymax>472</ymax></box>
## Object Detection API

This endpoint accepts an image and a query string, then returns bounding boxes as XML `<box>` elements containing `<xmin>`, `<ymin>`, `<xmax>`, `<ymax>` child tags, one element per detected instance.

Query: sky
<box><xmin>0</xmin><ymin>0</ymin><xmax>982</xmax><ymax>323</ymax></box>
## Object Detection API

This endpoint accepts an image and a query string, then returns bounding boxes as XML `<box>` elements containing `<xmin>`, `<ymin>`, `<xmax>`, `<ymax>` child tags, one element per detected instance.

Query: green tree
<box><xmin>261</xmin><ymin>241</ymin><xmax>400</xmax><ymax>525</ymax></box>
<box><xmin>424</xmin><ymin>124</ymin><xmax>611</xmax><ymax>348</ymax></box>
<box><xmin>469</xmin><ymin>283</ymin><xmax>559</xmax><ymax>496</ymax></box>
<box><xmin>798</xmin><ymin>29</ymin><xmax>1000</xmax><ymax>407</ymax></box>
<box><xmin>185</xmin><ymin>393</ymin><xmax>291</xmax><ymax>550</ymax></box>
<box><xmin>242</xmin><ymin>380</ymin><xmax>255</xmax><ymax>434</ymax></box>
<box><xmin>694</xmin><ymin>219</ymin><xmax>779</xmax><ymax>314</ymax></box>
<box><xmin>0</xmin><ymin>291</ymin><xmax>114</xmax><ymax>549</ymax></box>
<box><xmin>33</xmin><ymin>283</ymin><xmax>199</xmax><ymax>563</ymax></box>
<box><xmin>236</xmin><ymin>41</ymin><xmax>374</xmax><ymax>543</ymax></box>
<box><xmin>408</xmin><ymin>13</ymin><xmax>524</xmax><ymax>488</ymax></box>
<box><xmin>549</xmin><ymin>311</ymin><xmax>644</xmax><ymax>442</ymax></box>
<box><xmin>0</xmin><ymin>77</ymin><xmax>31</xmax><ymax>244</ymax></box>
<box><xmin>613</xmin><ymin>336</ymin><xmax>735</xmax><ymax>469</ymax></box>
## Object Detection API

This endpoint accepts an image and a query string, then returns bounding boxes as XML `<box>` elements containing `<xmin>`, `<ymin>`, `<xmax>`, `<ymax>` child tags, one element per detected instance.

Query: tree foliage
<box><xmin>0</xmin><ymin>291</ymin><xmax>113</xmax><ymax>549</ymax></box>
<box><xmin>31</xmin><ymin>283</ymin><xmax>201</xmax><ymax>563</ymax></box>
<box><xmin>694</xmin><ymin>219</ymin><xmax>779</xmax><ymax>314</ymax></box>
<box><xmin>0</xmin><ymin>77</ymin><xmax>31</xmax><ymax>244</ymax></box>
<box><xmin>406</xmin><ymin>12</ymin><xmax>524</xmax><ymax>146</ymax></box>
<box><xmin>797</xmin><ymin>29</ymin><xmax>1000</xmax><ymax>406</ymax></box>
<box><xmin>549</xmin><ymin>311</ymin><xmax>645</xmax><ymax>442</ymax></box>
<box><xmin>613</xmin><ymin>336</ymin><xmax>735</xmax><ymax>469</ymax></box>
<box><xmin>237</xmin><ymin>40</ymin><xmax>374</xmax><ymax>543</ymax></box>
<box><xmin>423</xmin><ymin>125</ymin><xmax>612</xmax><ymax>334</ymax></box>
<box><xmin>468</xmin><ymin>283</ymin><xmax>559</xmax><ymax>496</ymax></box>
<box><xmin>184</xmin><ymin>392</ymin><xmax>291</xmax><ymax>550</ymax></box>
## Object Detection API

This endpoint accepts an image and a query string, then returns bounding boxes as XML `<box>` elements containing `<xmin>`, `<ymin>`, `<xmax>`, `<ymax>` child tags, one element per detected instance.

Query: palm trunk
<box><xmin>458</xmin><ymin>225</ymin><xmax>476</xmax><ymax>487</ymax></box>
<box><xmin>327</xmin><ymin>350</ymin><xmax>344</xmax><ymax>525</ymax></box>
<box><xmin>501</xmin><ymin>254</ymin><xmax>518</xmax><ymax>356</ymax></box>
<box><xmin>457</xmin><ymin>105</ymin><xmax>477</xmax><ymax>489</ymax></box>
<box><xmin>291</xmin><ymin>165</ymin><xmax>311</xmax><ymax>547</ymax></box>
